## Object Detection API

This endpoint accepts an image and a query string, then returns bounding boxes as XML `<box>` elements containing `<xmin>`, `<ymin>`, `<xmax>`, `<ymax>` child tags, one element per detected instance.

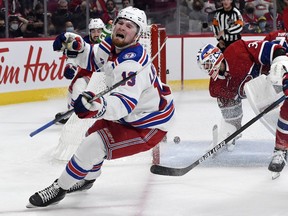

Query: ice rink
<box><xmin>1</xmin><ymin>90</ymin><xmax>288</xmax><ymax>216</ymax></box>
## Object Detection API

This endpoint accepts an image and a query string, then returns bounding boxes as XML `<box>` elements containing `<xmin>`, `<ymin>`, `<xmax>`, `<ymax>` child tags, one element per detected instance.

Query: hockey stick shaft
<box><xmin>30</xmin><ymin>38</ymin><xmax>167</xmax><ymax>137</ymax></box>
<box><xmin>150</xmin><ymin>94</ymin><xmax>286</xmax><ymax>176</ymax></box>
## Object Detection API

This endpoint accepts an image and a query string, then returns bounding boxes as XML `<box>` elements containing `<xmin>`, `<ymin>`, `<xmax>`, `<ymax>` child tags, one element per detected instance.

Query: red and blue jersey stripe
<box><xmin>110</xmin><ymin>92</ymin><xmax>137</xmax><ymax>113</ymax></box>
<box><xmin>118</xmin><ymin>101</ymin><xmax>175</xmax><ymax>129</ymax></box>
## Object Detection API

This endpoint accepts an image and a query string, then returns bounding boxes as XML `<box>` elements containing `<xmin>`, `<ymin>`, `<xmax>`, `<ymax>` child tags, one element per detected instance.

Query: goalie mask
<box><xmin>197</xmin><ymin>44</ymin><xmax>224</xmax><ymax>80</ymax></box>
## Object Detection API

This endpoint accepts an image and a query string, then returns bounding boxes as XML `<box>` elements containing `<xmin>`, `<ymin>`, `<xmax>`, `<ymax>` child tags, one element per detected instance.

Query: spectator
<box><xmin>23</xmin><ymin>12</ymin><xmax>42</xmax><ymax>38</ymax></box>
<box><xmin>72</xmin><ymin>1</ymin><xmax>90</xmax><ymax>35</ymax></box>
<box><xmin>212</xmin><ymin>0</ymin><xmax>243</xmax><ymax>51</ymax></box>
<box><xmin>65</xmin><ymin>21</ymin><xmax>76</xmax><ymax>33</ymax></box>
<box><xmin>30</xmin><ymin>2</ymin><xmax>48</xmax><ymax>37</ymax></box>
<box><xmin>242</xmin><ymin>2</ymin><xmax>259</xmax><ymax>33</ymax></box>
<box><xmin>92</xmin><ymin>0</ymin><xmax>107</xmax><ymax>15</ymax></box>
<box><xmin>101</xmin><ymin>0</ymin><xmax>118</xmax><ymax>24</ymax></box>
<box><xmin>8</xmin><ymin>15</ymin><xmax>28</xmax><ymax>38</ymax></box>
<box><xmin>19</xmin><ymin>0</ymin><xmax>34</xmax><ymax>16</ymax></box>
<box><xmin>187</xmin><ymin>0</ymin><xmax>208</xmax><ymax>32</ymax></box>
<box><xmin>257</xmin><ymin>16</ymin><xmax>268</xmax><ymax>33</ymax></box>
<box><xmin>122</xmin><ymin>0</ymin><xmax>131</xmax><ymax>9</ymax></box>
<box><xmin>51</xmin><ymin>0</ymin><xmax>73</xmax><ymax>34</ymax></box>
<box><xmin>264</xmin><ymin>3</ymin><xmax>283</xmax><ymax>32</ymax></box>
<box><xmin>69</xmin><ymin>0</ymin><xmax>82</xmax><ymax>13</ymax></box>
<box><xmin>208</xmin><ymin>0</ymin><xmax>222</xmax><ymax>24</ymax></box>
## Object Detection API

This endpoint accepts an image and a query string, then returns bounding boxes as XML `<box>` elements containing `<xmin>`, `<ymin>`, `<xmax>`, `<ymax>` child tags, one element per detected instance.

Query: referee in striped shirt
<box><xmin>212</xmin><ymin>0</ymin><xmax>243</xmax><ymax>51</ymax></box>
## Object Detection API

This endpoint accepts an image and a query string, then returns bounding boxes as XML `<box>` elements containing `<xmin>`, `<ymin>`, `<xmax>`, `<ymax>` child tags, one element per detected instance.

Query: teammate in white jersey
<box><xmin>55</xmin><ymin>18</ymin><xmax>106</xmax><ymax>124</ymax></box>
<box><xmin>27</xmin><ymin>6</ymin><xmax>175</xmax><ymax>208</ymax></box>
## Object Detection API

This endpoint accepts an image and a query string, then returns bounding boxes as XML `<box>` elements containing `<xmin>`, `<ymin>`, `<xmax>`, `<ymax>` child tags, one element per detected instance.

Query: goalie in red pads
<box><xmin>197</xmin><ymin>39</ymin><xmax>288</xmax><ymax>176</ymax></box>
<box><xmin>27</xmin><ymin>6</ymin><xmax>175</xmax><ymax>208</ymax></box>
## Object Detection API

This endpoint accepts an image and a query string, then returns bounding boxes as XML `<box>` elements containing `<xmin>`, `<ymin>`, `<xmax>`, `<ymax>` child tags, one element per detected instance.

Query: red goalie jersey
<box><xmin>209</xmin><ymin>39</ymin><xmax>284</xmax><ymax>99</ymax></box>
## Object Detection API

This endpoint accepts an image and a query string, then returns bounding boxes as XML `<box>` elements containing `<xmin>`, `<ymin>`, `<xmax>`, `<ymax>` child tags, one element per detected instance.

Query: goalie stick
<box><xmin>150</xmin><ymin>94</ymin><xmax>286</xmax><ymax>176</ymax></box>
<box><xmin>30</xmin><ymin>38</ymin><xmax>167</xmax><ymax>137</ymax></box>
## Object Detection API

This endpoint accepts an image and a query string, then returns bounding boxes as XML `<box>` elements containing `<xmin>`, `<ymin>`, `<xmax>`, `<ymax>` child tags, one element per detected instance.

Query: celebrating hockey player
<box><xmin>55</xmin><ymin>18</ymin><xmax>108</xmax><ymax>124</ymax></box>
<box><xmin>197</xmin><ymin>39</ymin><xmax>288</xmax><ymax>154</ymax></box>
<box><xmin>27</xmin><ymin>6</ymin><xmax>175</xmax><ymax>208</ymax></box>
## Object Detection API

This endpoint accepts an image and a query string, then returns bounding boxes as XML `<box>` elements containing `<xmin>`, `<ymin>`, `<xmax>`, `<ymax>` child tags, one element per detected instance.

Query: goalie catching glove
<box><xmin>74</xmin><ymin>91</ymin><xmax>106</xmax><ymax>119</ymax></box>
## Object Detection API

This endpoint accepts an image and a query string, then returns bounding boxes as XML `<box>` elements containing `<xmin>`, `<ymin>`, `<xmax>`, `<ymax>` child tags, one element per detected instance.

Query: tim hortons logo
<box><xmin>0</xmin><ymin>46</ymin><xmax>66</xmax><ymax>84</ymax></box>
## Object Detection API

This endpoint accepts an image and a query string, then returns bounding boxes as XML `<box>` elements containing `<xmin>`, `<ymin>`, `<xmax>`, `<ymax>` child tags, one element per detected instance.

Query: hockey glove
<box><xmin>64</xmin><ymin>63</ymin><xmax>77</xmax><ymax>80</ymax></box>
<box><xmin>53</xmin><ymin>33</ymin><xmax>67</xmax><ymax>51</ymax></box>
<box><xmin>74</xmin><ymin>91</ymin><xmax>106</xmax><ymax>119</ymax></box>
<box><xmin>53</xmin><ymin>32</ymin><xmax>85</xmax><ymax>52</ymax></box>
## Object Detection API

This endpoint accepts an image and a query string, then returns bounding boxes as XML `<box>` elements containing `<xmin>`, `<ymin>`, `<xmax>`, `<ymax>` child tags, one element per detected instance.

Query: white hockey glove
<box><xmin>53</xmin><ymin>32</ymin><xmax>85</xmax><ymax>53</ymax></box>
<box><xmin>74</xmin><ymin>91</ymin><xmax>106</xmax><ymax>119</ymax></box>
<box><xmin>268</xmin><ymin>55</ymin><xmax>288</xmax><ymax>86</ymax></box>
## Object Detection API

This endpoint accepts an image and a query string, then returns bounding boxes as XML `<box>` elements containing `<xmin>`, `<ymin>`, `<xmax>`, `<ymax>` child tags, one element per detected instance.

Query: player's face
<box><xmin>90</xmin><ymin>28</ymin><xmax>102</xmax><ymax>42</ymax></box>
<box><xmin>112</xmin><ymin>18</ymin><xmax>138</xmax><ymax>48</ymax></box>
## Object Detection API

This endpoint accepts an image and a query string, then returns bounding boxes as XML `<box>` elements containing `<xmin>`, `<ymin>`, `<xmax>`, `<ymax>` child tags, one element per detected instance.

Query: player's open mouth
<box><xmin>116</xmin><ymin>33</ymin><xmax>125</xmax><ymax>39</ymax></box>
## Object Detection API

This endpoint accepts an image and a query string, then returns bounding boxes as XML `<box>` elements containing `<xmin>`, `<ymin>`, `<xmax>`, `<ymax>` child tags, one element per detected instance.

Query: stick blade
<box><xmin>150</xmin><ymin>165</ymin><xmax>187</xmax><ymax>176</ymax></box>
<box><xmin>271</xmin><ymin>172</ymin><xmax>280</xmax><ymax>180</ymax></box>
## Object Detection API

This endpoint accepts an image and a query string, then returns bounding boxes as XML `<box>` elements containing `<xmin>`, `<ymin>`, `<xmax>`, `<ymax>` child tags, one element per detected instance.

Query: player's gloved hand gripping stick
<box><xmin>29</xmin><ymin>36</ymin><xmax>167</xmax><ymax>137</ymax></box>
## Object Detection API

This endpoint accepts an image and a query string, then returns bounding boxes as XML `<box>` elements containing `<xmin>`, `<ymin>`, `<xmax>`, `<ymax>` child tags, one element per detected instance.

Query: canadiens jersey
<box><xmin>77</xmin><ymin>37</ymin><xmax>175</xmax><ymax>131</ymax></box>
<box><xmin>264</xmin><ymin>30</ymin><xmax>288</xmax><ymax>53</ymax></box>
<box><xmin>209</xmin><ymin>39</ymin><xmax>284</xmax><ymax>99</ymax></box>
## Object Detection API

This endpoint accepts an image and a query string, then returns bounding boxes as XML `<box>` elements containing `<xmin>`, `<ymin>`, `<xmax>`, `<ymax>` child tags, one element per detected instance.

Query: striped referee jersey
<box><xmin>212</xmin><ymin>6</ymin><xmax>243</xmax><ymax>44</ymax></box>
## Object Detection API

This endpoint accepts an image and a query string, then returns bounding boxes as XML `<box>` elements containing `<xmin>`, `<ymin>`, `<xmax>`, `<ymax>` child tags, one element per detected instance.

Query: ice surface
<box><xmin>1</xmin><ymin>90</ymin><xmax>287</xmax><ymax>216</ymax></box>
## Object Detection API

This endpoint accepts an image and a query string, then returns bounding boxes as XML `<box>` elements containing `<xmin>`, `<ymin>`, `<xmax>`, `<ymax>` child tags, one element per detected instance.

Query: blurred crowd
<box><xmin>0</xmin><ymin>0</ymin><xmax>130</xmax><ymax>38</ymax></box>
<box><xmin>0</xmin><ymin>0</ymin><xmax>287</xmax><ymax>38</ymax></box>
<box><xmin>180</xmin><ymin>0</ymin><xmax>288</xmax><ymax>34</ymax></box>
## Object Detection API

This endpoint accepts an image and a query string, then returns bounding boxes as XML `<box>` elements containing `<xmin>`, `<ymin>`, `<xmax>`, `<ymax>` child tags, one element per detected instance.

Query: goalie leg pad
<box><xmin>217</xmin><ymin>97</ymin><xmax>243</xmax><ymax>130</ymax></box>
<box><xmin>215</xmin><ymin>97</ymin><xmax>243</xmax><ymax>147</ymax></box>
<box><xmin>244</xmin><ymin>74</ymin><xmax>283</xmax><ymax>135</ymax></box>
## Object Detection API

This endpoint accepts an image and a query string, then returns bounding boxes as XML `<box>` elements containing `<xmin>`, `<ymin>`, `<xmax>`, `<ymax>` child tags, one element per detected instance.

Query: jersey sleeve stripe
<box><xmin>259</xmin><ymin>41</ymin><xmax>277</xmax><ymax>64</ymax></box>
<box><xmin>119</xmin><ymin>101</ymin><xmax>175</xmax><ymax>128</ymax></box>
<box><xmin>99</xmin><ymin>40</ymin><xmax>111</xmax><ymax>55</ymax></box>
<box><xmin>139</xmin><ymin>49</ymin><xmax>147</xmax><ymax>64</ymax></box>
<box><xmin>110</xmin><ymin>92</ymin><xmax>137</xmax><ymax>113</ymax></box>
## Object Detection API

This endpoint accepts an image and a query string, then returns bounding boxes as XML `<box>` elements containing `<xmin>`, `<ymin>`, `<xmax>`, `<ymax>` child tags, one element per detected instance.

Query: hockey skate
<box><xmin>67</xmin><ymin>179</ymin><xmax>96</xmax><ymax>194</ymax></box>
<box><xmin>26</xmin><ymin>180</ymin><xmax>67</xmax><ymax>208</ymax></box>
<box><xmin>268</xmin><ymin>148</ymin><xmax>287</xmax><ymax>180</ymax></box>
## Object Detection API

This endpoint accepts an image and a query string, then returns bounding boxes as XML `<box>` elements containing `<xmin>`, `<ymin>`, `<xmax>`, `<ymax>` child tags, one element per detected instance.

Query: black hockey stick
<box><xmin>150</xmin><ymin>94</ymin><xmax>286</xmax><ymax>176</ymax></box>
<box><xmin>30</xmin><ymin>38</ymin><xmax>167</xmax><ymax>137</ymax></box>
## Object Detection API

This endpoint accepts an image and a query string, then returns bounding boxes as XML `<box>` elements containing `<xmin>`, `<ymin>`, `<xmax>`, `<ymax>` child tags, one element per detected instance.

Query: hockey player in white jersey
<box><xmin>27</xmin><ymin>6</ymin><xmax>175</xmax><ymax>208</ymax></box>
<box><xmin>55</xmin><ymin>18</ymin><xmax>107</xmax><ymax>124</ymax></box>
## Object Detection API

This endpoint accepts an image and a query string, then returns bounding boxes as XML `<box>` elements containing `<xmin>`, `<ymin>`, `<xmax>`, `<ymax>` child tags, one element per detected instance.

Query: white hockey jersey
<box><xmin>76</xmin><ymin>37</ymin><xmax>175</xmax><ymax>132</ymax></box>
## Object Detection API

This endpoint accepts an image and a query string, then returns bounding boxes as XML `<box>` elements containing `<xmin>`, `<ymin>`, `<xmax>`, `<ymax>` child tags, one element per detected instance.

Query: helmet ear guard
<box><xmin>197</xmin><ymin>44</ymin><xmax>224</xmax><ymax>80</ymax></box>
